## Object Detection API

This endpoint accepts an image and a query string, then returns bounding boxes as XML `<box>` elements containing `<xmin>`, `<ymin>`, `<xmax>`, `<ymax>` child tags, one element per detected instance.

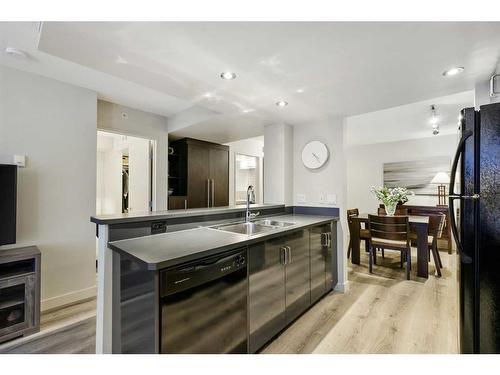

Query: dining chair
<box><xmin>427</xmin><ymin>214</ymin><xmax>445</xmax><ymax>277</ymax></box>
<box><xmin>368</xmin><ymin>214</ymin><xmax>411</xmax><ymax>280</ymax></box>
<box><xmin>347</xmin><ymin>208</ymin><xmax>370</xmax><ymax>258</ymax></box>
<box><xmin>408</xmin><ymin>213</ymin><xmax>445</xmax><ymax>277</ymax></box>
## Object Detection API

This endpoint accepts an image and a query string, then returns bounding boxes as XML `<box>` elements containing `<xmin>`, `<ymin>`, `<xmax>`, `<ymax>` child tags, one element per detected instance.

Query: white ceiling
<box><xmin>345</xmin><ymin>90</ymin><xmax>474</xmax><ymax>146</ymax></box>
<box><xmin>1</xmin><ymin>22</ymin><xmax>500</xmax><ymax>142</ymax></box>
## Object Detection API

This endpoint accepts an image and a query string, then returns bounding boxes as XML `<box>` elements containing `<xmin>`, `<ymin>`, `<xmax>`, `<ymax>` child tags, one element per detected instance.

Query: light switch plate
<box><xmin>327</xmin><ymin>194</ymin><xmax>337</xmax><ymax>205</ymax></box>
<box><xmin>14</xmin><ymin>154</ymin><xmax>25</xmax><ymax>167</ymax></box>
<box><xmin>297</xmin><ymin>194</ymin><xmax>306</xmax><ymax>203</ymax></box>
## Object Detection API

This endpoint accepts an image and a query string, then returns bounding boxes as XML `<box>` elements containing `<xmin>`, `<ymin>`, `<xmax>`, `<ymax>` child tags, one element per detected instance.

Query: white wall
<box><xmin>97</xmin><ymin>100</ymin><xmax>168</xmax><ymax>211</ymax></box>
<box><xmin>96</xmin><ymin>149</ymin><xmax>122</xmax><ymax>215</ymax></box>
<box><xmin>293</xmin><ymin>118</ymin><xmax>348</xmax><ymax>292</ymax></box>
<box><xmin>0</xmin><ymin>65</ymin><xmax>98</xmax><ymax>311</ymax></box>
<box><xmin>263</xmin><ymin>123</ymin><xmax>293</xmax><ymax>205</ymax></box>
<box><xmin>225</xmin><ymin>136</ymin><xmax>264</xmax><ymax>206</ymax></box>
<box><xmin>346</xmin><ymin>135</ymin><xmax>458</xmax><ymax>214</ymax></box>
<box><xmin>128</xmin><ymin>136</ymin><xmax>151</xmax><ymax>212</ymax></box>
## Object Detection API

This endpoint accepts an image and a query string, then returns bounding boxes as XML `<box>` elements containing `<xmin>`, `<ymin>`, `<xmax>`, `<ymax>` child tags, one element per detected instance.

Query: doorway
<box><xmin>96</xmin><ymin>130</ymin><xmax>155</xmax><ymax>215</ymax></box>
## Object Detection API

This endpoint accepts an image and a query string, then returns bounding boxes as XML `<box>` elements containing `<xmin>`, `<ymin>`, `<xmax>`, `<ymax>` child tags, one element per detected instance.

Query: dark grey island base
<box><xmin>108</xmin><ymin>213</ymin><xmax>338</xmax><ymax>354</ymax></box>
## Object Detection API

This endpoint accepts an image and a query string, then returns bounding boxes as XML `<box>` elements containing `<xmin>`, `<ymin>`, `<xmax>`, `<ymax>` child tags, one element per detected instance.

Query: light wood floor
<box><xmin>263</xmin><ymin>248</ymin><xmax>459</xmax><ymax>354</ymax></box>
<box><xmin>0</xmin><ymin>248</ymin><xmax>458</xmax><ymax>354</ymax></box>
<box><xmin>0</xmin><ymin>299</ymin><xmax>96</xmax><ymax>354</ymax></box>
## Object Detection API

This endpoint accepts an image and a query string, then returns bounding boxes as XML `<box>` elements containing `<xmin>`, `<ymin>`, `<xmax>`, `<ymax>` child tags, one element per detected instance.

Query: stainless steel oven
<box><xmin>159</xmin><ymin>248</ymin><xmax>248</xmax><ymax>353</ymax></box>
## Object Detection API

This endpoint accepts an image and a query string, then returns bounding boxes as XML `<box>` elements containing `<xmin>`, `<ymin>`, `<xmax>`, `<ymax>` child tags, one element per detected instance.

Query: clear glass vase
<box><xmin>384</xmin><ymin>202</ymin><xmax>397</xmax><ymax>216</ymax></box>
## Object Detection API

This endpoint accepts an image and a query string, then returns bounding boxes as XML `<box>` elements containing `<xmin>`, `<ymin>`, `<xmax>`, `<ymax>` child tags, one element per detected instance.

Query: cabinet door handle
<box><xmin>286</xmin><ymin>246</ymin><xmax>292</xmax><ymax>263</ymax></box>
<box><xmin>211</xmin><ymin>179</ymin><xmax>215</xmax><ymax>207</ymax></box>
<box><xmin>184</xmin><ymin>199</ymin><xmax>187</xmax><ymax>209</ymax></box>
<box><xmin>280</xmin><ymin>246</ymin><xmax>287</xmax><ymax>265</ymax></box>
<box><xmin>206</xmin><ymin>179</ymin><xmax>210</xmax><ymax>207</ymax></box>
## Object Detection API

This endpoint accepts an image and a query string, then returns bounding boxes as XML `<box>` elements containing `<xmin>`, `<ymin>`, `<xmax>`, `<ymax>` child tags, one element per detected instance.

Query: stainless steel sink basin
<box><xmin>211</xmin><ymin>219</ymin><xmax>295</xmax><ymax>235</ymax></box>
<box><xmin>212</xmin><ymin>222</ymin><xmax>276</xmax><ymax>235</ymax></box>
<box><xmin>254</xmin><ymin>219</ymin><xmax>295</xmax><ymax>228</ymax></box>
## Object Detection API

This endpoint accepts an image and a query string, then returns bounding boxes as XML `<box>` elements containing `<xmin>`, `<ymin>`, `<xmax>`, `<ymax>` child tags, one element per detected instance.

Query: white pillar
<box><xmin>263</xmin><ymin>123</ymin><xmax>294</xmax><ymax>205</ymax></box>
<box><xmin>95</xmin><ymin>224</ymin><xmax>113</xmax><ymax>353</ymax></box>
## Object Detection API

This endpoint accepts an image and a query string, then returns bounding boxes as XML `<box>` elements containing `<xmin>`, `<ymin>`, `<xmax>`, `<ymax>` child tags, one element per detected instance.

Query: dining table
<box><xmin>350</xmin><ymin>213</ymin><xmax>430</xmax><ymax>278</ymax></box>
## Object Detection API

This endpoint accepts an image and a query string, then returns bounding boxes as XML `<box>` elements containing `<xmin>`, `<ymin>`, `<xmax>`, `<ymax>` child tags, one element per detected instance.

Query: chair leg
<box><xmin>408</xmin><ymin>248</ymin><xmax>411</xmax><ymax>270</ymax></box>
<box><xmin>406</xmin><ymin>251</ymin><xmax>411</xmax><ymax>280</ymax></box>
<box><xmin>373</xmin><ymin>246</ymin><xmax>377</xmax><ymax>265</ymax></box>
<box><xmin>368</xmin><ymin>245</ymin><xmax>373</xmax><ymax>273</ymax></box>
<box><xmin>365</xmin><ymin>239</ymin><xmax>370</xmax><ymax>253</ymax></box>
<box><xmin>436</xmin><ymin>247</ymin><xmax>443</xmax><ymax>268</ymax></box>
<box><xmin>400</xmin><ymin>252</ymin><xmax>403</xmax><ymax>268</ymax></box>
<box><xmin>431</xmin><ymin>244</ymin><xmax>442</xmax><ymax>277</ymax></box>
<box><xmin>347</xmin><ymin>240</ymin><xmax>352</xmax><ymax>259</ymax></box>
<box><xmin>382</xmin><ymin>248</ymin><xmax>385</xmax><ymax>258</ymax></box>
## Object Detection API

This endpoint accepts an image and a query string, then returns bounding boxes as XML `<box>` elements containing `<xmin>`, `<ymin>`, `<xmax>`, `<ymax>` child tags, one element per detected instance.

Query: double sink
<box><xmin>210</xmin><ymin>219</ymin><xmax>295</xmax><ymax>236</ymax></box>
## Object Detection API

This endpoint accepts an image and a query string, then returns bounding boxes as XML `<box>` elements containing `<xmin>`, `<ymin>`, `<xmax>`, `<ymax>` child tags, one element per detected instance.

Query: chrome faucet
<box><xmin>245</xmin><ymin>185</ymin><xmax>259</xmax><ymax>223</ymax></box>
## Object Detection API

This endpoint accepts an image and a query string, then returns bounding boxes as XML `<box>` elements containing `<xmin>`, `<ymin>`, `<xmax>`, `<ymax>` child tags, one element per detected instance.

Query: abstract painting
<box><xmin>383</xmin><ymin>156</ymin><xmax>451</xmax><ymax>196</ymax></box>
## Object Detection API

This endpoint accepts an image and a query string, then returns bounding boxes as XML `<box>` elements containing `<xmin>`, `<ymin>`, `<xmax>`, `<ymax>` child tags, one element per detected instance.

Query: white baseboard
<box><xmin>41</xmin><ymin>285</ymin><xmax>97</xmax><ymax>312</ymax></box>
<box><xmin>334</xmin><ymin>280</ymin><xmax>350</xmax><ymax>293</ymax></box>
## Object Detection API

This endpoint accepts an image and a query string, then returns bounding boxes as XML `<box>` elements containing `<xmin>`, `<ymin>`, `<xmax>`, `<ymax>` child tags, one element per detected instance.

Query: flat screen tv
<box><xmin>0</xmin><ymin>164</ymin><xmax>17</xmax><ymax>245</ymax></box>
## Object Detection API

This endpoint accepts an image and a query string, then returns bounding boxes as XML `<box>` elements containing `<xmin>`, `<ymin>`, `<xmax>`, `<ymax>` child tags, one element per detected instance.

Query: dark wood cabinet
<box><xmin>169</xmin><ymin>138</ymin><xmax>229</xmax><ymax>209</ymax></box>
<box><xmin>209</xmin><ymin>147</ymin><xmax>229</xmax><ymax>207</ymax></box>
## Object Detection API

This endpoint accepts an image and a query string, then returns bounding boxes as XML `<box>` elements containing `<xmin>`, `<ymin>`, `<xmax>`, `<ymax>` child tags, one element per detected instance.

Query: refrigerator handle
<box><xmin>448</xmin><ymin>130</ymin><xmax>473</xmax><ymax>262</ymax></box>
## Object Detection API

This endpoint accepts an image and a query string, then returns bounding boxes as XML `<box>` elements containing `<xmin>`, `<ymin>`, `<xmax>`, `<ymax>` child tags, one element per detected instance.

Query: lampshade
<box><xmin>431</xmin><ymin>172</ymin><xmax>450</xmax><ymax>184</ymax></box>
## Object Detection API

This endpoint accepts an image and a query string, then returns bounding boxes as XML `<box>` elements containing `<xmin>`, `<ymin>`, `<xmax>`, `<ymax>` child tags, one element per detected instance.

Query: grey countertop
<box><xmin>90</xmin><ymin>203</ymin><xmax>284</xmax><ymax>225</ymax></box>
<box><xmin>108</xmin><ymin>214</ymin><xmax>338</xmax><ymax>270</ymax></box>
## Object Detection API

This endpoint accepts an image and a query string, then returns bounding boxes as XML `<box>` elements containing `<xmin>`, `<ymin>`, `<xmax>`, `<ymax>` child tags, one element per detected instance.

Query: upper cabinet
<box><xmin>169</xmin><ymin>138</ymin><xmax>229</xmax><ymax>209</ymax></box>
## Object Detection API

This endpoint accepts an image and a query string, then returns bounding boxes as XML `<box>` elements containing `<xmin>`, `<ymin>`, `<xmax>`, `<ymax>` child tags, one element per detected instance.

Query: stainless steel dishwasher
<box><xmin>159</xmin><ymin>248</ymin><xmax>248</xmax><ymax>353</ymax></box>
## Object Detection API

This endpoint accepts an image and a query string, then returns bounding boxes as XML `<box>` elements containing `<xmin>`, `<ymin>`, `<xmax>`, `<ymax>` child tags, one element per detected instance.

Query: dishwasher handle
<box><xmin>160</xmin><ymin>248</ymin><xmax>247</xmax><ymax>297</ymax></box>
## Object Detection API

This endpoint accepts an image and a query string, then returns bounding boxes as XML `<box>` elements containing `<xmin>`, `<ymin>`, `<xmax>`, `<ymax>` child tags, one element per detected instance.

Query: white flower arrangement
<box><xmin>370</xmin><ymin>186</ymin><xmax>414</xmax><ymax>206</ymax></box>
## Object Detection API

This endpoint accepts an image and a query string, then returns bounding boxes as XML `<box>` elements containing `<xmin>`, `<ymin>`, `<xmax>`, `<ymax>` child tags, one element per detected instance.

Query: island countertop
<box><xmin>90</xmin><ymin>203</ymin><xmax>285</xmax><ymax>225</ymax></box>
<box><xmin>108</xmin><ymin>214</ymin><xmax>338</xmax><ymax>270</ymax></box>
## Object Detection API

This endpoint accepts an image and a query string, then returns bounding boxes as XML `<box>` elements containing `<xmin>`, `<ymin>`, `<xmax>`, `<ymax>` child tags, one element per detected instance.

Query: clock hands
<box><xmin>312</xmin><ymin>152</ymin><xmax>320</xmax><ymax>162</ymax></box>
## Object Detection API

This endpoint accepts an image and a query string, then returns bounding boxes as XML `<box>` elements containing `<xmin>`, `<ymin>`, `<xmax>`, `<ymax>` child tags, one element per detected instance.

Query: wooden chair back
<box><xmin>428</xmin><ymin>214</ymin><xmax>446</xmax><ymax>239</ymax></box>
<box><xmin>347</xmin><ymin>208</ymin><xmax>359</xmax><ymax>235</ymax></box>
<box><xmin>368</xmin><ymin>214</ymin><xmax>410</xmax><ymax>245</ymax></box>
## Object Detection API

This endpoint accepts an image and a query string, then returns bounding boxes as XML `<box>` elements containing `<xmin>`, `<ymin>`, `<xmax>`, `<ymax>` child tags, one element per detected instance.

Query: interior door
<box><xmin>285</xmin><ymin>230</ymin><xmax>311</xmax><ymax>324</ymax></box>
<box><xmin>187</xmin><ymin>144</ymin><xmax>210</xmax><ymax>208</ymax></box>
<box><xmin>248</xmin><ymin>238</ymin><xmax>286</xmax><ymax>353</ymax></box>
<box><xmin>209</xmin><ymin>147</ymin><xmax>229</xmax><ymax>207</ymax></box>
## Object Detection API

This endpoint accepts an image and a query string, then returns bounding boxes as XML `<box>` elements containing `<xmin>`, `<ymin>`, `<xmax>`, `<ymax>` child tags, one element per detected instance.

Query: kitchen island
<box><xmin>91</xmin><ymin>204</ymin><xmax>340</xmax><ymax>353</ymax></box>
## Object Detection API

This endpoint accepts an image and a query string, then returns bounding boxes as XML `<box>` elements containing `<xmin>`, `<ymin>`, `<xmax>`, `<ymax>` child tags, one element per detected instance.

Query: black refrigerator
<box><xmin>449</xmin><ymin>102</ymin><xmax>500</xmax><ymax>353</ymax></box>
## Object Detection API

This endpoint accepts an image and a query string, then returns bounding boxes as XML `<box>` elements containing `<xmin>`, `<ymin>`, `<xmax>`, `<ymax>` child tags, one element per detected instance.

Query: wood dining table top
<box><xmin>353</xmin><ymin>213</ymin><xmax>429</xmax><ymax>225</ymax></box>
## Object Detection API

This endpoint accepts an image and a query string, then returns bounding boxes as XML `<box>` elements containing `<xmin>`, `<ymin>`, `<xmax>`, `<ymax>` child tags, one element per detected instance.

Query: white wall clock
<box><xmin>301</xmin><ymin>140</ymin><xmax>329</xmax><ymax>169</ymax></box>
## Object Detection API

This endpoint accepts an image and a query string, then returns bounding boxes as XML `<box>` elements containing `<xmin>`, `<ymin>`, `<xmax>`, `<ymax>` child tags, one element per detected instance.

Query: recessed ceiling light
<box><xmin>116</xmin><ymin>56</ymin><xmax>128</xmax><ymax>64</ymax></box>
<box><xmin>276</xmin><ymin>100</ymin><xmax>288</xmax><ymax>107</ymax></box>
<box><xmin>220</xmin><ymin>72</ymin><xmax>236</xmax><ymax>80</ymax></box>
<box><xmin>5</xmin><ymin>47</ymin><xmax>29</xmax><ymax>59</ymax></box>
<box><xmin>242</xmin><ymin>109</ymin><xmax>254</xmax><ymax>113</ymax></box>
<box><xmin>442</xmin><ymin>67</ymin><xmax>464</xmax><ymax>77</ymax></box>
<box><xmin>296</xmin><ymin>88</ymin><xmax>304</xmax><ymax>93</ymax></box>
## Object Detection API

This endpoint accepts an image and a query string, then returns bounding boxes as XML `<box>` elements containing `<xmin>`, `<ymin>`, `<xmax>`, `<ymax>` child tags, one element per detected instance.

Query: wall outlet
<box><xmin>319</xmin><ymin>194</ymin><xmax>326</xmax><ymax>205</ymax></box>
<box><xmin>297</xmin><ymin>194</ymin><xmax>306</xmax><ymax>203</ymax></box>
<box><xmin>327</xmin><ymin>194</ymin><xmax>337</xmax><ymax>205</ymax></box>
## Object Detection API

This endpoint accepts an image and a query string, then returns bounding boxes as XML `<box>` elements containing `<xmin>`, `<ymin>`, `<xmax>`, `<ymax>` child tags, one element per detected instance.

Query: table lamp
<box><xmin>431</xmin><ymin>172</ymin><xmax>450</xmax><ymax>206</ymax></box>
